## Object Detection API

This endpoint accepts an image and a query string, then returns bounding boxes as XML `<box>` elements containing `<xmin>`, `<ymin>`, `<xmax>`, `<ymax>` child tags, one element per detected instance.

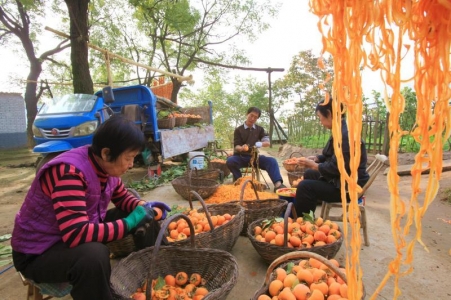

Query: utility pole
<box><xmin>266</xmin><ymin>68</ymin><xmax>284</xmax><ymax>147</ymax></box>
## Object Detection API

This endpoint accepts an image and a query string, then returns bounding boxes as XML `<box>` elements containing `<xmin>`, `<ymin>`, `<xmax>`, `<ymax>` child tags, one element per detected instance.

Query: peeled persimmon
<box><xmin>195</xmin><ymin>287</ymin><xmax>209</xmax><ymax>296</ymax></box>
<box><xmin>312</xmin><ymin>269</ymin><xmax>327</xmax><ymax>282</ymax></box>
<box><xmin>283</xmin><ymin>273</ymin><xmax>298</xmax><ymax>288</ymax></box>
<box><xmin>254</xmin><ymin>226</ymin><xmax>262</xmax><ymax>235</ymax></box>
<box><xmin>292</xmin><ymin>283</ymin><xmax>310</xmax><ymax>300</ymax></box>
<box><xmin>268</xmin><ymin>279</ymin><xmax>284</xmax><ymax>296</ymax></box>
<box><xmin>289</xmin><ymin>236</ymin><xmax>301</xmax><ymax>247</ymax></box>
<box><xmin>296</xmin><ymin>269</ymin><xmax>314</xmax><ymax>285</ymax></box>
<box><xmin>307</xmin><ymin>289</ymin><xmax>325</xmax><ymax>300</ymax></box>
<box><xmin>278</xmin><ymin>287</ymin><xmax>296</xmax><ymax>300</ymax></box>
<box><xmin>328</xmin><ymin>281</ymin><xmax>341</xmax><ymax>295</ymax></box>
<box><xmin>326</xmin><ymin>234</ymin><xmax>337</xmax><ymax>244</ymax></box>
<box><xmin>265</xmin><ymin>231</ymin><xmax>276</xmax><ymax>243</ymax></box>
<box><xmin>131</xmin><ymin>291</ymin><xmax>146</xmax><ymax>300</ymax></box>
<box><xmin>153</xmin><ymin>207</ymin><xmax>163</xmax><ymax>220</ymax></box>
<box><xmin>313</xmin><ymin>231</ymin><xmax>327</xmax><ymax>242</ymax></box>
<box><xmin>257</xmin><ymin>295</ymin><xmax>272</xmax><ymax>300</ymax></box>
<box><xmin>164</xmin><ymin>274</ymin><xmax>176</xmax><ymax>286</ymax></box>
<box><xmin>275</xmin><ymin>267</ymin><xmax>287</xmax><ymax>282</ymax></box>
<box><xmin>310</xmin><ymin>281</ymin><xmax>328</xmax><ymax>296</ymax></box>
<box><xmin>339</xmin><ymin>283</ymin><xmax>348</xmax><ymax>298</ymax></box>
<box><xmin>275</xmin><ymin>234</ymin><xmax>285</xmax><ymax>246</ymax></box>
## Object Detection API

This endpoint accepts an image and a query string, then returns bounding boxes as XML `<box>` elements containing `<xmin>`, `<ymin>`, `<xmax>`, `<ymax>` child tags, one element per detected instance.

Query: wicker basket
<box><xmin>251</xmin><ymin>251</ymin><xmax>366</xmax><ymax>300</ymax></box>
<box><xmin>172</xmin><ymin>169</ymin><xmax>219</xmax><ymax>201</ymax></box>
<box><xmin>111</xmin><ymin>214</ymin><xmax>239</xmax><ymax>300</ymax></box>
<box><xmin>168</xmin><ymin>191</ymin><xmax>245</xmax><ymax>252</ymax></box>
<box><xmin>157</xmin><ymin>117</ymin><xmax>175</xmax><ymax>129</ymax></box>
<box><xmin>106</xmin><ymin>188</ymin><xmax>142</xmax><ymax>258</ymax></box>
<box><xmin>228</xmin><ymin>179</ymin><xmax>288</xmax><ymax>236</ymax></box>
<box><xmin>282</xmin><ymin>151</ymin><xmax>304</xmax><ymax>172</ymax></box>
<box><xmin>186</xmin><ymin>155</ymin><xmax>223</xmax><ymax>182</ymax></box>
<box><xmin>247</xmin><ymin>203</ymin><xmax>343</xmax><ymax>264</ymax></box>
<box><xmin>287</xmin><ymin>164</ymin><xmax>305</xmax><ymax>187</ymax></box>
<box><xmin>174</xmin><ymin>116</ymin><xmax>188</xmax><ymax>127</ymax></box>
<box><xmin>208</xmin><ymin>150</ymin><xmax>231</xmax><ymax>178</ymax></box>
<box><xmin>186</xmin><ymin>117</ymin><xmax>202</xmax><ymax>125</ymax></box>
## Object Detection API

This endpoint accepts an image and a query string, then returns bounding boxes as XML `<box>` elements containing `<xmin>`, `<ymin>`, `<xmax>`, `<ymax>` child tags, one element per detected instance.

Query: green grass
<box><xmin>0</xmin><ymin>147</ymin><xmax>38</xmax><ymax>166</ymax></box>
<box><xmin>441</xmin><ymin>188</ymin><xmax>451</xmax><ymax>204</ymax></box>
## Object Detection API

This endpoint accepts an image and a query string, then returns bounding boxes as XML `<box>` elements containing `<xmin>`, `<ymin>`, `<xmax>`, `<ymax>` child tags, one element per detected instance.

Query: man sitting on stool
<box><xmin>226</xmin><ymin>106</ymin><xmax>286</xmax><ymax>192</ymax></box>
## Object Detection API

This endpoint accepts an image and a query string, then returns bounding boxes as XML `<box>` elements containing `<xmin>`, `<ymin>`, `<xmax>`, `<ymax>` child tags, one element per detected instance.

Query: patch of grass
<box><xmin>440</xmin><ymin>188</ymin><xmax>451</xmax><ymax>204</ymax></box>
<box><xmin>0</xmin><ymin>147</ymin><xmax>38</xmax><ymax>167</ymax></box>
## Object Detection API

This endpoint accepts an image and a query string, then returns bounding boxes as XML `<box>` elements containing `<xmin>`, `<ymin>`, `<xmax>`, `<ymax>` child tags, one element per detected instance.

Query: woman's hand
<box><xmin>298</xmin><ymin>157</ymin><xmax>318</xmax><ymax>170</ymax></box>
<box><xmin>307</xmin><ymin>155</ymin><xmax>318</xmax><ymax>162</ymax></box>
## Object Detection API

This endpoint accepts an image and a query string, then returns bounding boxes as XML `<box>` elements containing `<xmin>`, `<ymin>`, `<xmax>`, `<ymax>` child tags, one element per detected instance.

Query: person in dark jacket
<box><xmin>226</xmin><ymin>107</ymin><xmax>286</xmax><ymax>192</ymax></box>
<box><xmin>11</xmin><ymin>115</ymin><xmax>171</xmax><ymax>300</ymax></box>
<box><xmin>293</xmin><ymin>98</ymin><xmax>370</xmax><ymax>216</ymax></box>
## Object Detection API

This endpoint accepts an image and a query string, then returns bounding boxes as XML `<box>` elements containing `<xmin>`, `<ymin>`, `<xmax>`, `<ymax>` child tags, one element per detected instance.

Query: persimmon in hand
<box><xmin>153</xmin><ymin>207</ymin><xmax>163</xmax><ymax>220</ymax></box>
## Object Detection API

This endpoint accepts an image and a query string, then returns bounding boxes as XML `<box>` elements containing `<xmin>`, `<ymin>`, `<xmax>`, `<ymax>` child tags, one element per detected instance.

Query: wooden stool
<box><xmin>19</xmin><ymin>272</ymin><xmax>72</xmax><ymax>300</ymax></box>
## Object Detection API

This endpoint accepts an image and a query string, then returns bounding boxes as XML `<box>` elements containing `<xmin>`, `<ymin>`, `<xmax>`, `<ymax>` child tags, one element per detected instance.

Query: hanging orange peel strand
<box><xmin>309</xmin><ymin>0</ymin><xmax>451</xmax><ymax>299</ymax></box>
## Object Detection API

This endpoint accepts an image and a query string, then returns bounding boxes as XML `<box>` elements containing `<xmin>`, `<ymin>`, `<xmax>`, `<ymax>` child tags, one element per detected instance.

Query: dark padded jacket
<box><xmin>317</xmin><ymin>119</ymin><xmax>370</xmax><ymax>189</ymax></box>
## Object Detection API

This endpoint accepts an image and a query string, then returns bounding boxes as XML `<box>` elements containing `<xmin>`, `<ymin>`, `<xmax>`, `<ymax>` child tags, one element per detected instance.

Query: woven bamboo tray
<box><xmin>186</xmin><ymin>155</ymin><xmax>222</xmax><ymax>182</ymax></box>
<box><xmin>228</xmin><ymin>179</ymin><xmax>288</xmax><ymax>236</ymax></box>
<box><xmin>171</xmin><ymin>170</ymin><xmax>219</xmax><ymax>201</ymax></box>
<box><xmin>282</xmin><ymin>151</ymin><xmax>304</xmax><ymax>172</ymax></box>
<box><xmin>168</xmin><ymin>191</ymin><xmax>245</xmax><ymax>252</ymax></box>
<box><xmin>251</xmin><ymin>251</ymin><xmax>365</xmax><ymax>300</ymax></box>
<box><xmin>157</xmin><ymin>117</ymin><xmax>175</xmax><ymax>129</ymax></box>
<box><xmin>287</xmin><ymin>164</ymin><xmax>305</xmax><ymax>187</ymax></box>
<box><xmin>247</xmin><ymin>203</ymin><xmax>343</xmax><ymax>264</ymax></box>
<box><xmin>111</xmin><ymin>213</ymin><xmax>239</xmax><ymax>300</ymax></box>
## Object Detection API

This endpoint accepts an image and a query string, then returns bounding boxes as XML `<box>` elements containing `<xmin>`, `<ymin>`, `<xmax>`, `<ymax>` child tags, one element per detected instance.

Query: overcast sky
<box><xmin>0</xmin><ymin>0</ymin><xmax>402</xmax><ymax>96</ymax></box>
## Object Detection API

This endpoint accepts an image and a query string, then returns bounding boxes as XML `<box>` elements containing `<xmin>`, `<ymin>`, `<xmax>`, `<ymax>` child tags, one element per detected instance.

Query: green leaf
<box><xmin>302</xmin><ymin>211</ymin><xmax>315</xmax><ymax>223</ymax></box>
<box><xmin>154</xmin><ymin>276</ymin><xmax>165</xmax><ymax>290</ymax></box>
<box><xmin>286</xmin><ymin>262</ymin><xmax>294</xmax><ymax>274</ymax></box>
<box><xmin>0</xmin><ymin>234</ymin><xmax>12</xmax><ymax>242</ymax></box>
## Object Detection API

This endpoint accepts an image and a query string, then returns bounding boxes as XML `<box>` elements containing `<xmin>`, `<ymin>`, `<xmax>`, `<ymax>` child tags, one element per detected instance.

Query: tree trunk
<box><xmin>64</xmin><ymin>0</ymin><xmax>93</xmax><ymax>94</ymax></box>
<box><xmin>24</xmin><ymin>60</ymin><xmax>42</xmax><ymax>147</ymax></box>
<box><xmin>171</xmin><ymin>79</ymin><xmax>181</xmax><ymax>104</ymax></box>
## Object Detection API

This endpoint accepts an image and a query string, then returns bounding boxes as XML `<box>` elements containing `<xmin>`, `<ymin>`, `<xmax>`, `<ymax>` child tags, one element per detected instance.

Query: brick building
<box><xmin>0</xmin><ymin>92</ymin><xmax>27</xmax><ymax>149</ymax></box>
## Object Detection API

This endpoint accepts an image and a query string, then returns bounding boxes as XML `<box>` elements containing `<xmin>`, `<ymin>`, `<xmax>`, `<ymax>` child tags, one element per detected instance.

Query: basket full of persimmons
<box><xmin>110</xmin><ymin>213</ymin><xmax>239</xmax><ymax>300</ymax></box>
<box><xmin>252</xmin><ymin>251</ymin><xmax>364</xmax><ymax>300</ymax></box>
<box><xmin>247</xmin><ymin>203</ymin><xmax>343</xmax><ymax>264</ymax></box>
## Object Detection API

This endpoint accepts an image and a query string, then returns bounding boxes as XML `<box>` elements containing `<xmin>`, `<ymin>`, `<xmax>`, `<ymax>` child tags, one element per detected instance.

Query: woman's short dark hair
<box><xmin>247</xmin><ymin>107</ymin><xmax>261</xmax><ymax>118</ymax></box>
<box><xmin>91</xmin><ymin>114</ymin><xmax>146</xmax><ymax>162</ymax></box>
<box><xmin>315</xmin><ymin>96</ymin><xmax>345</xmax><ymax>119</ymax></box>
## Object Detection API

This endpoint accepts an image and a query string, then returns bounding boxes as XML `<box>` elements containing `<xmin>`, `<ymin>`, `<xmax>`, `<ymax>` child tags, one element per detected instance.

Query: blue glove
<box><xmin>255</xmin><ymin>142</ymin><xmax>262</xmax><ymax>148</ymax></box>
<box><xmin>143</xmin><ymin>201</ymin><xmax>171</xmax><ymax>220</ymax></box>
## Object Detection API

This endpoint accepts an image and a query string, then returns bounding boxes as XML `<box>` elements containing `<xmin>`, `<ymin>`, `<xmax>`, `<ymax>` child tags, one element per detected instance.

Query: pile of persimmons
<box><xmin>257</xmin><ymin>256</ymin><xmax>349</xmax><ymax>300</ymax></box>
<box><xmin>131</xmin><ymin>272</ymin><xmax>209</xmax><ymax>300</ymax></box>
<box><xmin>253</xmin><ymin>216</ymin><xmax>341</xmax><ymax>248</ymax></box>
<box><xmin>166</xmin><ymin>209</ymin><xmax>236</xmax><ymax>242</ymax></box>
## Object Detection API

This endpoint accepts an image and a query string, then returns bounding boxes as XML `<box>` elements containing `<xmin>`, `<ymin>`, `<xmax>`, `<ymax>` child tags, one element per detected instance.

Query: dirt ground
<box><xmin>0</xmin><ymin>146</ymin><xmax>451</xmax><ymax>299</ymax></box>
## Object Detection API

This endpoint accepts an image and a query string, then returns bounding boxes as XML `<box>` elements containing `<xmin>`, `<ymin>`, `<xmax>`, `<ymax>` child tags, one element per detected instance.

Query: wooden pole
<box><xmin>45</xmin><ymin>26</ymin><xmax>194</xmax><ymax>84</ymax></box>
<box><xmin>266</xmin><ymin>68</ymin><xmax>284</xmax><ymax>147</ymax></box>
